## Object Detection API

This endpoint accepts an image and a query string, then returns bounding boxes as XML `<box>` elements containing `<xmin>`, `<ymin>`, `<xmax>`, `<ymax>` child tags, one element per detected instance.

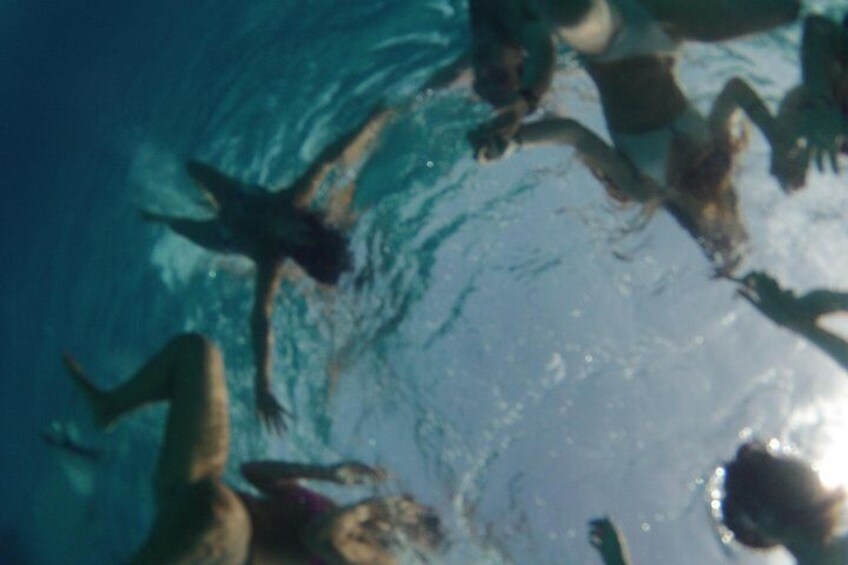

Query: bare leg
<box><xmin>643</xmin><ymin>0</ymin><xmax>800</xmax><ymax>42</ymax></box>
<box><xmin>141</xmin><ymin>211</ymin><xmax>235</xmax><ymax>254</ymax></box>
<box><xmin>800</xmin><ymin>290</ymin><xmax>848</xmax><ymax>318</ymax></box>
<box><xmin>709</xmin><ymin>77</ymin><xmax>776</xmax><ymax>141</ymax></box>
<box><xmin>185</xmin><ymin>159</ymin><xmax>246</xmax><ymax>210</ymax></box>
<box><xmin>65</xmin><ymin>334</ymin><xmax>250</xmax><ymax>564</ymax></box>
<box><xmin>66</xmin><ymin>333</ymin><xmax>229</xmax><ymax>493</ymax></box>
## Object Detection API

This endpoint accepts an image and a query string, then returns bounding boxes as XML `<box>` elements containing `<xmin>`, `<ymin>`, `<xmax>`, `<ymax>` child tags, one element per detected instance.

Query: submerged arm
<box><xmin>241</xmin><ymin>460</ymin><xmax>386</xmax><ymax>495</ymax></box>
<box><xmin>797</xmin><ymin>289</ymin><xmax>848</xmax><ymax>318</ymax></box>
<box><xmin>801</xmin><ymin>15</ymin><xmax>846</xmax><ymax>103</ymax></box>
<box><xmin>517</xmin><ymin>117</ymin><xmax>661</xmax><ymax>202</ymax></box>
<box><xmin>251</xmin><ymin>259</ymin><xmax>288</xmax><ymax>433</ymax></box>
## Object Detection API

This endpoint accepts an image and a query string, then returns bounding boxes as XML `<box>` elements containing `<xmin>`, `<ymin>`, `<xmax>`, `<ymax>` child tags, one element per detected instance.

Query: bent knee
<box><xmin>170</xmin><ymin>333</ymin><xmax>223</xmax><ymax>369</ymax></box>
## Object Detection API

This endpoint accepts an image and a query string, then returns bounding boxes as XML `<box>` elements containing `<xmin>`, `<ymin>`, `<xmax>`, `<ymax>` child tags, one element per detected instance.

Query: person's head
<box><xmin>665</xmin><ymin>132</ymin><xmax>749</xmax><ymax>274</ymax></box>
<box><xmin>309</xmin><ymin>496</ymin><xmax>444</xmax><ymax>565</ymax></box>
<box><xmin>471</xmin><ymin>36</ymin><xmax>524</xmax><ymax>108</ymax></box>
<box><xmin>469</xmin><ymin>0</ymin><xmax>524</xmax><ymax>108</ymax></box>
<box><xmin>721</xmin><ymin>441</ymin><xmax>845</xmax><ymax>551</ymax></box>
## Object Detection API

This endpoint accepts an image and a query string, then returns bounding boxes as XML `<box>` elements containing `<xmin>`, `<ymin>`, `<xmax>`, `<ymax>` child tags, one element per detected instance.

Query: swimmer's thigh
<box><xmin>133</xmin><ymin>481</ymin><xmax>251</xmax><ymax>565</ymax></box>
<box><xmin>643</xmin><ymin>0</ymin><xmax>800</xmax><ymax>41</ymax></box>
<box><xmin>154</xmin><ymin>335</ymin><xmax>230</xmax><ymax>502</ymax></box>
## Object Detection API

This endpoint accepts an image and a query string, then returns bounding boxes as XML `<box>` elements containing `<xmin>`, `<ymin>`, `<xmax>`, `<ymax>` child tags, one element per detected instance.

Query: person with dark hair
<box><xmin>721</xmin><ymin>441</ymin><xmax>847</xmax><ymax>562</ymax></box>
<box><xmin>696</xmin><ymin>14</ymin><xmax>848</xmax><ymax>192</ymax></box>
<box><xmin>142</xmin><ymin>105</ymin><xmax>393</xmax><ymax>432</ymax></box>
<box><xmin>467</xmin><ymin>0</ymin><xmax>801</xmax><ymax>274</ymax></box>
<box><xmin>734</xmin><ymin>271</ymin><xmax>848</xmax><ymax>372</ymax></box>
<box><xmin>62</xmin><ymin>333</ymin><xmax>443</xmax><ymax>564</ymax></box>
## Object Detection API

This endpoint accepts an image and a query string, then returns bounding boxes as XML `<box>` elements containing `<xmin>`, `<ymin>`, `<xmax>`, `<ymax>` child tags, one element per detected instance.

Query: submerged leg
<box><xmin>141</xmin><ymin>210</ymin><xmax>234</xmax><ymax>254</ymax></box>
<box><xmin>643</xmin><ymin>0</ymin><xmax>800</xmax><ymax>42</ymax></box>
<box><xmin>65</xmin><ymin>333</ymin><xmax>230</xmax><ymax>492</ymax></box>
<box><xmin>66</xmin><ymin>335</ymin><xmax>248</xmax><ymax>564</ymax></box>
<box><xmin>185</xmin><ymin>159</ymin><xmax>246</xmax><ymax>210</ymax></box>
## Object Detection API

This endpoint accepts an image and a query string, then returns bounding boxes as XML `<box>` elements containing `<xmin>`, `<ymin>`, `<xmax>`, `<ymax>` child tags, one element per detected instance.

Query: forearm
<box><xmin>251</xmin><ymin>303</ymin><xmax>274</xmax><ymax>393</ymax></box>
<box><xmin>794</xmin><ymin>323</ymin><xmax>848</xmax><ymax>372</ymax></box>
<box><xmin>801</xmin><ymin>15</ymin><xmax>844</xmax><ymax>102</ymax></box>
<box><xmin>241</xmin><ymin>461</ymin><xmax>338</xmax><ymax>485</ymax></box>
<box><xmin>519</xmin><ymin>118</ymin><xmax>656</xmax><ymax>201</ymax></box>
<box><xmin>519</xmin><ymin>21</ymin><xmax>555</xmax><ymax>107</ymax></box>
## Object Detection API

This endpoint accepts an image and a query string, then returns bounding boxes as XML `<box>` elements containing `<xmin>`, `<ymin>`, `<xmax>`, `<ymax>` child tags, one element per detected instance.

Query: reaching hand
<box><xmin>468</xmin><ymin>98</ymin><xmax>530</xmax><ymax>163</ymax></box>
<box><xmin>255</xmin><ymin>387</ymin><xmax>291</xmax><ymax>434</ymax></box>
<box><xmin>735</xmin><ymin>271</ymin><xmax>814</xmax><ymax>329</ymax></box>
<box><xmin>588</xmin><ymin>517</ymin><xmax>630</xmax><ymax>565</ymax></box>
<box><xmin>798</xmin><ymin>101</ymin><xmax>848</xmax><ymax>174</ymax></box>
<box><xmin>331</xmin><ymin>461</ymin><xmax>388</xmax><ymax>485</ymax></box>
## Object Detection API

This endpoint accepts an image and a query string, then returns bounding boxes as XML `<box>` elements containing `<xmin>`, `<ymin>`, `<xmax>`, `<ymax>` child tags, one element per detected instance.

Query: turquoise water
<box><xmin>3</xmin><ymin>0</ymin><xmax>848</xmax><ymax>563</ymax></box>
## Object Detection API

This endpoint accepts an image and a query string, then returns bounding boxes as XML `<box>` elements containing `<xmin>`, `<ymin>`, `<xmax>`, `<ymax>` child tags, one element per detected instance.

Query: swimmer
<box><xmin>584</xmin><ymin>442</ymin><xmax>848</xmax><ymax>563</ymax></box>
<box><xmin>62</xmin><ymin>333</ymin><xmax>443</xmax><ymax>564</ymax></box>
<box><xmin>734</xmin><ymin>271</ymin><xmax>848</xmax><ymax>372</ymax></box>
<box><xmin>588</xmin><ymin>517</ymin><xmax>632</xmax><ymax>565</ymax></box>
<box><xmin>721</xmin><ymin>441</ymin><xmax>847</xmax><ymax>563</ymax></box>
<box><xmin>468</xmin><ymin>0</ymin><xmax>800</xmax><ymax>273</ymax></box>
<box><xmin>707</xmin><ymin>14</ymin><xmax>848</xmax><ymax>192</ymax></box>
<box><xmin>141</xmin><ymin>104</ymin><xmax>393</xmax><ymax>432</ymax></box>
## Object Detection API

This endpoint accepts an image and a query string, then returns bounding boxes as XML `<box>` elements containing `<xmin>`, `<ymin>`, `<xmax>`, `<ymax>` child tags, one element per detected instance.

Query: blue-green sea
<box><xmin>2</xmin><ymin>0</ymin><xmax>848</xmax><ymax>563</ymax></box>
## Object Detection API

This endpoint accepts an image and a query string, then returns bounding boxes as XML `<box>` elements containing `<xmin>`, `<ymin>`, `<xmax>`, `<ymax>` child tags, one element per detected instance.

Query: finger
<box><xmin>830</xmin><ymin>148</ymin><xmax>839</xmax><ymax>173</ymax></box>
<box><xmin>815</xmin><ymin>148</ymin><xmax>825</xmax><ymax>172</ymax></box>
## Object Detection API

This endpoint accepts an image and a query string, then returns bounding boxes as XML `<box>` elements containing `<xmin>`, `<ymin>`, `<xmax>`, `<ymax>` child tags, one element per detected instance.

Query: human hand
<box><xmin>467</xmin><ymin>97</ymin><xmax>530</xmax><ymax>163</ymax></box>
<box><xmin>735</xmin><ymin>271</ymin><xmax>812</xmax><ymax>328</ymax></box>
<box><xmin>255</xmin><ymin>387</ymin><xmax>291</xmax><ymax>434</ymax></box>
<box><xmin>588</xmin><ymin>517</ymin><xmax>629</xmax><ymax>565</ymax></box>
<box><xmin>331</xmin><ymin>461</ymin><xmax>388</xmax><ymax>485</ymax></box>
<box><xmin>798</xmin><ymin>101</ymin><xmax>848</xmax><ymax>174</ymax></box>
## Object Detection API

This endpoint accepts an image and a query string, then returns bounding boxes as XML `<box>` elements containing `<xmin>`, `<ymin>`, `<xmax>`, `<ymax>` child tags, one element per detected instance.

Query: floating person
<box><xmin>734</xmin><ymin>270</ymin><xmax>848</xmax><ymax>372</ymax></box>
<box><xmin>467</xmin><ymin>0</ymin><xmax>800</xmax><ymax>273</ymax></box>
<box><xmin>588</xmin><ymin>516</ymin><xmax>632</xmax><ymax>565</ymax></box>
<box><xmin>62</xmin><ymin>333</ymin><xmax>444</xmax><ymax>564</ymax></box>
<box><xmin>720</xmin><ymin>441</ymin><xmax>847</xmax><ymax>563</ymax></box>
<box><xmin>142</xmin><ymin>105</ymin><xmax>393</xmax><ymax>432</ymax></box>
<box><xmin>705</xmin><ymin>14</ymin><xmax>848</xmax><ymax>192</ymax></box>
<box><xmin>585</xmin><ymin>442</ymin><xmax>848</xmax><ymax>563</ymax></box>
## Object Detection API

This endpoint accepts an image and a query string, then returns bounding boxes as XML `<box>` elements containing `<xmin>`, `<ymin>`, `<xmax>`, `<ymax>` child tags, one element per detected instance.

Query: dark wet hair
<box><xmin>721</xmin><ymin>441</ymin><xmax>845</xmax><ymax>549</ymax></box>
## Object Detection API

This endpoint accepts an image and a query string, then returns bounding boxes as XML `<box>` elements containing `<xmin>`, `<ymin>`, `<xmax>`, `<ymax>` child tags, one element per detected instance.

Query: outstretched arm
<box><xmin>797</xmin><ymin>289</ymin><xmax>848</xmax><ymax>318</ymax></box>
<box><xmin>801</xmin><ymin>15</ymin><xmax>846</xmax><ymax>103</ymax></box>
<box><xmin>588</xmin><ymin>517</ymin><xmax>632</xmax><ymax>565</ymax></box>
<box><xmin>240</xmin><ymin>460</ymin><xmax>386</xmax><ymax>495</ymax></box>
<box><xmin>251</xmin><ymin>259</ymin><xmax>289</xmax><ymax>433</ymax></box>
<box><xmin>516</xmin><ymin>117</ymin><xmax>663</xmax><ymax>202</ymax></box>
<box><xmin>288</xmin><ymin>104</ymin><xmax>395</xmax><ymax>208</ymax></box>
<box><xmin>735</xmin><ymin>272</ymin><xmax>848</xmax><ymax>373</ymax></box>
